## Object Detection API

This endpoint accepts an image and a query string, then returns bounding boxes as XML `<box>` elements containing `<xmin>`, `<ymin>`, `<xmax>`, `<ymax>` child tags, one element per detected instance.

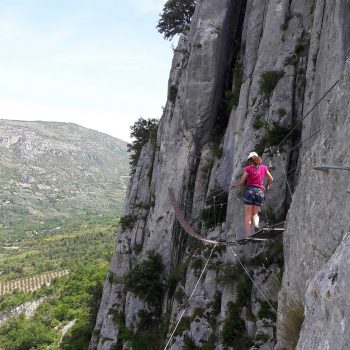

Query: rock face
<box><xmin>278</xmin><ymin>60</ymin><xmax>350</xmax><ymax>350</ymax></box>
<box><xmin>0</xmin><ymin>297</ymin><xmax>46</xmax><ymax>326</ymax></box>
<box><xmin>90</xmin><ymin>1</ymin><xmax>350</xmax><ymax>349</ymax></box>
<box><xmin>297</xmin><ymin>233</ymin><xmax>350</xmax><ymax>350</ymax></box>
<box><xmin>0</xmin><ymin>120</ymin><xmax>129</xmax><ymax>242</ymax></box>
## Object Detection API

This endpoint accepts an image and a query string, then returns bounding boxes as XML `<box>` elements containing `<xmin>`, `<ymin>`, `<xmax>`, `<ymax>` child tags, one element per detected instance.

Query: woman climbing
<box><xmin>231</xmin><ymin>152</ymin><xmax>273</xmax><ymax>239</ymax></box>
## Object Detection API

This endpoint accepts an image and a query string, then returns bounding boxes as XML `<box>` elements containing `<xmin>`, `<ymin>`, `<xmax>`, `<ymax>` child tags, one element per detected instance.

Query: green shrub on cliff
<box><xmin>222</xmin><ymin>301</ymin><xmax>251</xmax><ymax>347</ymax></box>
<box><xmin>127</xmin><ymin>118</ymin><xmax>158</xmax><ymax>172</ymax></box>
<box><xmin>259</xmin><ymin>70</ymin><xmax>285</xmax><ymax>100</ymax></box>
<box><xmin>119</xmin><ymin>214</ymin><xmax>136</xmax><ymax>231</ymax></box>
<box><xmin>124</xmin><ymin>251</ymin><xmax>164</xmax><ymax>304</ymax></box>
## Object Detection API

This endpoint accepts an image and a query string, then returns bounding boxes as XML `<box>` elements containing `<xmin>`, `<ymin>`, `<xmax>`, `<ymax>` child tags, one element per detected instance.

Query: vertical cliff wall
<box><xmin>89</xmin><ymin>1</ymin><xmax>350</xmax><ymax>349</ymax></box>
<box><xmin>278</xmin><ymin>60</ymin><xmax>350</xmax><ymax>350</ymax></box>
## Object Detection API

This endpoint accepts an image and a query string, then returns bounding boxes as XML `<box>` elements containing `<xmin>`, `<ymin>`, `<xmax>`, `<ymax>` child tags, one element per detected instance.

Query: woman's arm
<box><xmin>231</xmin><ymin>171</ymin><xmax>248</xmax><ymax>188</ymax></box>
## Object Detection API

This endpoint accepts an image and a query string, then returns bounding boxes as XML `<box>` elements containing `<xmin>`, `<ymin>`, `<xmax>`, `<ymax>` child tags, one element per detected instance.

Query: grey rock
<box><xmin>0</xmin><ymin>297</ymin><xmax>46</xmax><ymax>326</ymax></box>
<box><xmin>278</xmin><ymin>60</ymin><xmax>350</xmax><ymax>350</ymax></box>
<box><xmin>90</xmin><ymin>1</ymin><xmax>350</xmax><ymax>349</ymax></box>
<box><xmin>297</xmin><ymin>233</ymin><xmax>350</xmax><ymax>349</ymax></box>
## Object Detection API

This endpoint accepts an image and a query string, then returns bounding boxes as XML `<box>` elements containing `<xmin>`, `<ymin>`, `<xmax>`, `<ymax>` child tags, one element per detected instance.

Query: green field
<box><xmin>0</xmin><ymin>216</ymin><xmax>118</xmax><ymax>350</ymax></box>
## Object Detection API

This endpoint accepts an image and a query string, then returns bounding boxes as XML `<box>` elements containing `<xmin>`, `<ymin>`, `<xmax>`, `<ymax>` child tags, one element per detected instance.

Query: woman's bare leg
<box><xmin>252</xmin><ymin>205</ymin><xmax>260</xmax><ymax>229</ymax></box>
<box><xmin>244</xmin><ymin>205</ymin><xmax>253</xmax><ymax>237</ymax></box>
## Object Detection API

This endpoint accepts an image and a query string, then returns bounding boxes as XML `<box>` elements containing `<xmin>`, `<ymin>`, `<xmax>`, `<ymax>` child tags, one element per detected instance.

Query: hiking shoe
<box><xmin>254</xmin><ymin>226</ymin><xmax>260</xmax><ymax>234</ymax></box>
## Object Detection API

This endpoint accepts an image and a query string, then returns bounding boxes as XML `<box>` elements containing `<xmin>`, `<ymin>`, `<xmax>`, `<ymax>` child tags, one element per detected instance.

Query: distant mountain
<box><xmin>0</xmin><ymin>120</ymin><xmax>129</xmax><ymax>242</ymax></box>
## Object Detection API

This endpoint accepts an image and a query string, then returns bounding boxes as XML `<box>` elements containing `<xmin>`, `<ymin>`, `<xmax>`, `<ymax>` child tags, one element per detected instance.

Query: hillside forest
<box><xmin>0</xmin><ymin>215</ymin><xmax>118</xmax><ymax>350</ymax></box>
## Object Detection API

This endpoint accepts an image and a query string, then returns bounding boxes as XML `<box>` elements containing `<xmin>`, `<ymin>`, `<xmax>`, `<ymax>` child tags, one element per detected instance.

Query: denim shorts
<box><xmin>242</xmin><ymin>186</ymin><xmax>265</xmax><ymax>206</ymax></box>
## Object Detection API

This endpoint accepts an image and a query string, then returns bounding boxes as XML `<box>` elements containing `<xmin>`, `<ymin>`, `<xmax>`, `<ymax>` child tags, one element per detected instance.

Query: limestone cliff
<box><xmin>89</xmin><ymin>1</ymin><xmax>350</xmax><ymax>349</ymax></box>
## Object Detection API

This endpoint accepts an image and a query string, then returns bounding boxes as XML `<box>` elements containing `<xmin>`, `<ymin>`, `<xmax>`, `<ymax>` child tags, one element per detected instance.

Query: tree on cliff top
<box><xmin>157</xmin><ymin>0</ymin><xmax>196</xmax><ymax>40</ymax></box>
<box><xmin>127</xmin><ymin>118</ymin><xmax>158</xmax><ymax>172</ymax></box>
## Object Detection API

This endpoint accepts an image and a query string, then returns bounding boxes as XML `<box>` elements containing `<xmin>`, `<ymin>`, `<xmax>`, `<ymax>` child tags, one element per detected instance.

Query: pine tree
<box><xmin>157</xmin><ymin>0</ymin><xmax>196</xmax><ymax>40</ymax></box>
<box><xmin>127</xmin><ymin>118</ymin><xmax>158</xmax><ymax>172</ymax></box>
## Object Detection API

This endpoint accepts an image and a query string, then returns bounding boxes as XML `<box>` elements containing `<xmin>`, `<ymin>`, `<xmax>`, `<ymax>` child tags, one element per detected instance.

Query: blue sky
<box><xmin>0</xmin><ymin>0</ymin><xmax>174</xmax><ymax>141</ymax></box>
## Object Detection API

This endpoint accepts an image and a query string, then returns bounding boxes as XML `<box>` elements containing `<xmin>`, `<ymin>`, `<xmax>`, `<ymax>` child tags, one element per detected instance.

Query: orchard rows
<box><xmin>0</xmin><ymin>270</ymin><xmax>69</xmax><ymax>295</ymax></box>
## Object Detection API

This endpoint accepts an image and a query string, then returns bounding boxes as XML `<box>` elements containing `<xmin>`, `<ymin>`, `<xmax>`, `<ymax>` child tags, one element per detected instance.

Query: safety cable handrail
<box><xmin>229</xmin><ymin>246</ymin><xmax>278</xmax><ymax>315</ymax></box>
<box><xmin>262</xmin><ymin>79</ymin><xmax>339</xmax><ymax>164</ymax></box>
<box><xmin>163</xmin><ymin>244</ymin><xmax>217</xmax><ymax>350</ymax></box>
<box><xmin>262</xmin><ymin>46</ymin><xmax>350</xmax><ymax>164</ymax></box>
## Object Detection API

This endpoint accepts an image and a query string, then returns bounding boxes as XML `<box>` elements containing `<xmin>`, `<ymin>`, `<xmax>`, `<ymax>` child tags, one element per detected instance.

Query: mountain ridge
<box><xmin>0</xmin><ymin>119</ymin><xmax>129</xmax><ymax>243</ymax></box>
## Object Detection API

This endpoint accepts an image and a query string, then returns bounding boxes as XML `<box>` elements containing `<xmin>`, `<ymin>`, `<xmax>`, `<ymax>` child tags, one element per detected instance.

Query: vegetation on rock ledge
<box><xmin>157</xmin><ymin>0</ymin><xmax>196</xmax><ymax>40</ymax></box>
<box><xmin>259</xmin><ymin>70</ymin><xmax>285</xmax><ymax>100</ymax></box>
<box><xmin>127</xmin><ymin>118</ymin><xmax>158</xmax><ymax>173</ymax></box>
<box><xmin>124</xmin><ymin>251</ymin><xmax>164</xmax><ymax>304</ymax></box>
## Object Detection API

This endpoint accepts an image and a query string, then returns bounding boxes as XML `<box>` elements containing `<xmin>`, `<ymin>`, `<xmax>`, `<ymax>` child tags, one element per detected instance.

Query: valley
<box><xmin>0</xmin><ymin>217</ymin><xmax>118</xmax><ymax>349</ymax></box>
<box><xmin>0</xmin><ymin>120</ymin><xmax>128</xmax><ymax>349</ymax></box>
<box><xmin>0</xmin><ymin>120</ymin><xmax>129</xmax><ymax>244</ymax></box>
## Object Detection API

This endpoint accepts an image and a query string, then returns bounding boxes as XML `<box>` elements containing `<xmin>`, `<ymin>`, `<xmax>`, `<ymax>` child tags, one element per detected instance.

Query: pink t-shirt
<box><xmin>244</xmin><ymin>164</ymin><xmax>267</xmax><ymax>189</ymax></box>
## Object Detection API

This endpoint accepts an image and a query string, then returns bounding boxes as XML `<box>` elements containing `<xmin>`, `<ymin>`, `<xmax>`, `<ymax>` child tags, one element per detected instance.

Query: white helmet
<box><xmin>247</xmin><ymin>151</ymin><xmax>258</xmax><ymax>160</ymax></box>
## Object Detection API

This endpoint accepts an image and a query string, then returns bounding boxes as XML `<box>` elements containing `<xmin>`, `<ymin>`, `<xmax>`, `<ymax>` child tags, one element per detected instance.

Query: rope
<box><xmin>272</xmin><ymin>167</ymin><xmax>297</xmax><ymax>184</ymax></box>
<box><xmin>345</xmin><ymin>46</ymin><xmax>350</xmax><ymax>60</ymax></box>
<box><xmin>261</xmin><ymin>190</ymin><xmax>270</xmax><ymax>227</ymax></box>
<box><xmin>178</xmin><ymin>184</ymin><xmax>231</xmax><ymax>208</ymax></box>
<box><xmin>218</xmin><ymin>204</ymin><xmax>223</xmax><ymax>229</ymax></box>
<box><xmin>288</xmin><ymin>129</ymin><xmax>321</xmax><ymax>153</ymax></box>
<box><xmin>163</xmin><ymin>51</ymin><xmax>350</xmax><ymax>350</ymax></box>
<box><xmin>277</xmin><ymin>149</ymin><xmax>293</xmax><ymax>198</ymax></box>
<box><xmin>263</xmin><ymin>43</ymin><xmax>350</xmax><ymax>164</ymax></box>
<box><xmin>163</xmin><ymin>244</ymin><xmax>217</xmax><ymax>350</ymax></box>
<box><xmin>213</xmin><ymin>196</ymin><xmax>217</xmax><ymax>226</ymax></box>
<box><xmin>262</xmin><ymin>79</ymin><xmax>339</xmax><ymax>165</ymax></box>
<box><xmin>179</xmin><ymin>44</ymin><xmax>350</xmax><ymax>210</ymax></box>
<box><xmin>267</xmin><ymin>130</ymin><xmax>321</xmax><ymax>185</ymax></box>
<box><xmin>229</xmin><ymin>246</ymin><xmax>278</xmax><ymax>315</ymax></box>
<box><xmin>199</xmin><ymin>199</ymin><xmax>204</xmax><ymax>226</ymax></box>
<box><xmin>184</xmin><ymin>85</ymin><xmax>330</xmax><ymax>206</ymax></box>
<box><xmin>186</xmin><ymin>184</ymin><xmax>231</xmax><ymax>200</ymax></box>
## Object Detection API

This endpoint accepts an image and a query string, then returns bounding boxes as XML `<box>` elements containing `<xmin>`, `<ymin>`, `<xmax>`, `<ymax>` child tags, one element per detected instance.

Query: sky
<box><xmin>0</xmin><ymin>0</ymin><xmax>175</xmax><ymax>142</ymax></box>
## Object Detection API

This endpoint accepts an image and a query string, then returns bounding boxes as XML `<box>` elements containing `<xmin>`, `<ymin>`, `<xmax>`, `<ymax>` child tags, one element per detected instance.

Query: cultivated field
<box><xmin>0</xmin><ymin>270</ymin><xmax>69</xmax><ymax>295</ymax></box>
